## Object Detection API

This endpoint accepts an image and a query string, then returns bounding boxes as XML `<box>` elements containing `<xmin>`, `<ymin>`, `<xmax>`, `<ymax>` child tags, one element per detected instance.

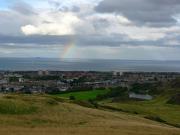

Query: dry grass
<box><xmin>0</xmin><ymin>94</ymin><xmax>179</xmax><ymax>135</ymax></box>
<box><xmin>0</xmin><ymin>126</ymin><xmax>180</xmax><ymax>135</ymax></box>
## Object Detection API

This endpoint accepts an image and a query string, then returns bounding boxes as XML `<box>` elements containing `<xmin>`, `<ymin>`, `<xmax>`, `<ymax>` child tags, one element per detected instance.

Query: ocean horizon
<box><xmin>0</xmin><ymin>57</ymin><xmax>180</xmax><ymax>72</ymax></box>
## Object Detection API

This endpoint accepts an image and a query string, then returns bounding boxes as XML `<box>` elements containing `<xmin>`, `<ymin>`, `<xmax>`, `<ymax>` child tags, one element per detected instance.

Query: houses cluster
<box><xmin>113</xmin><ymin>71</ymin><xmax>180</xmax><ymax>83</ymax></box>
<box><xmin>0</xmin><ymin>71</ymin><xmax>179</xmax><ymax>94</ymax></box>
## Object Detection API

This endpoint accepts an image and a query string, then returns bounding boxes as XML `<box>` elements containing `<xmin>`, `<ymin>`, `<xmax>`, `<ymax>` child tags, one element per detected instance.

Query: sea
<box><xmin>0</xmin><ymin>57</ymin><xmax>180</xmax><ymax>72</ymax></box>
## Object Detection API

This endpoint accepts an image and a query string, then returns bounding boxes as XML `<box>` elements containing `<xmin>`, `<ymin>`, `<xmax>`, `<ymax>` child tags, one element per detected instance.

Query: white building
<box><xmin>38</xmin><ymin>70</ymin><xmax>49</xmax><ymax>76</ymax></box>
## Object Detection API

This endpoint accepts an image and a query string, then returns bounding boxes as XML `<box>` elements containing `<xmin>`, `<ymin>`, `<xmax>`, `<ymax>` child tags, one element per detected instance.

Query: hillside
<box><xmin>98</xmin><ymin>87</ymin><xmax>180</xmax><ymax>128</ymax></box>
<box><xmin>0</xmin><ymin>94</ymin><xmax>179</xmax><ymax>135</ymax></box>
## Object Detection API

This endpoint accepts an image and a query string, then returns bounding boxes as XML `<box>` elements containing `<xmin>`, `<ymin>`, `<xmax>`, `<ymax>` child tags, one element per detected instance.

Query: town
<box><xmin>0</xmin><ymin>70</ymin><xmax>180</xmax><ymax>94</ymax></box>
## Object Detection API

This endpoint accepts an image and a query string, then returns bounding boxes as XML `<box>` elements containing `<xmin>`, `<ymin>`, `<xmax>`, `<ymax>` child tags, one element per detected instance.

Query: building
<box><xmin>38</xmin><ymin>70</ymin><xmax>49</xmax><ymax>76</ymax></box>
<box><xmin>113</xmin><ymin>71</ymin><xmax>124</xmax><ymax>76</ymax></box>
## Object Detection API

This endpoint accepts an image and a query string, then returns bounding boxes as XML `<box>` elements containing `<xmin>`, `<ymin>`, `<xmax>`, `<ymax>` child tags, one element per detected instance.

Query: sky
<box><xmin>1</xmin><ymin>0</ymin><xmax>180</xmax><ymax>60</ymax></box>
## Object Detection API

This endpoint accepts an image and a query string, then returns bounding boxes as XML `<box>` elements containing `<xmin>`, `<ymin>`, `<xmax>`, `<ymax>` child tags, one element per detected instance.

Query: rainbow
<box><xmin>61</xmin><ymin>38</ymin><xmax>76</xmax><ymax>59</ymax></box>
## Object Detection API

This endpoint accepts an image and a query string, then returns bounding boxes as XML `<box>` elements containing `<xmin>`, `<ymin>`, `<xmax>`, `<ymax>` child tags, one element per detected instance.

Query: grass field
<box><xmin>0</xmin><ymin>94</ymin><xmax>179</xmax><ymax>135</ymax></box>
<box><xmin>53</xmin><ymin>89</ymin><xmax>109</xmax><ymax>100</ymax></box>
<box><xmin>99</xmin><ymin>94</ymin><xmax>180</xmax><ymax>127</ymax></box>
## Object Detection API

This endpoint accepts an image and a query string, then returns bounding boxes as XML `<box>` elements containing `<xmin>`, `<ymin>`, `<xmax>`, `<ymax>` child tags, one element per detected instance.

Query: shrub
<box><xmin>167</xmin><ymin>94</ymin><xmax>180</xmax><ymax>105</ymax></box>
<box><xmin>69</xmin><ymin>95</ymin><xmax>76</xmax><ymax>100</ymax></box>
<box><xmin>88</xmin><ymin>99</ymin><xmax>98</xmax><ymax>108</ymax></box>
<box><xmin>96</xmin><ymin>87</ymin><xmax>129</xmax><ymax>101</ymax></box>
<box><xmin>46</xmin><ymin>99</ymin><xmax>58</xmax><ymax>105</ymax></box>
<box><xmin>144</xmin><ymin>116</ymin><xmax>166</xmax><ymax>123</ymax></box>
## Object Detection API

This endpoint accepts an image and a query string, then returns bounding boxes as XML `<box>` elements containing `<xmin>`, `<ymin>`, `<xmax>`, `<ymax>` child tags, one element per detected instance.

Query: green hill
<box><xmin>0</xmin><ymin>94</ymin><xmax>179</xmax><ymax>135</ymax></box>
<box><xmin>98</xmin><ymin>87</ymin><xmax>180</xmax><ymax>128</ymax></box>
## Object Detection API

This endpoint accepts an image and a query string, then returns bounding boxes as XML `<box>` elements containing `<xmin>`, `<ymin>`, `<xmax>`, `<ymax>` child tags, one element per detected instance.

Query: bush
<box><xmin>46</xmin><ymin>99</ymin><xmax>58</xmax><ymax>105</ymax></box>
<box><xmin>73</xmin><ymin>100</ymin><xmax>95</xmax><ymax>108</ymax></box>
<box><xmin>69</xmin><ymin>95</ymin><xmax>76</xmax><ymax>100</ymax></box>
<box><xmin>96</xmin><ymin>87</ymin><xmax>129</xmax><ymax>101</ymax></box>
<box><xmin>9</xmin><ymin>77</ymin><xmax>19</xmax><ymax>82</ymax></box>
<box><xmin>130</xmin><ymin>83</ymin><xmax>159</xmax><ymax>95</ymax></box>
<box><xmin>144</xmin><ymin>116</ymin><xmax>166</xmax><ymax>123</ymax></box>
<box><xmin>167</xmin><ymin>94</ymin><xmax>180</xmax><ymax>105</ymax></box>
<box><xmin>88</xmin><ymin>99</ymin><xmax>98</xmax><ymax>108</ymax></box>
<box><xmin>170</xmin><ymin>78</ymin><xmax>180</xmax><ymax>88</ymax></box>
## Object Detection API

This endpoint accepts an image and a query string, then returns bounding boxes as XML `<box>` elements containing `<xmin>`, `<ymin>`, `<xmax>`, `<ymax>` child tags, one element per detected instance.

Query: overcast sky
<box><xmin>1</xmin><ymin>0</ymin><xmax>180</xmax><ymax>60</ymax></box>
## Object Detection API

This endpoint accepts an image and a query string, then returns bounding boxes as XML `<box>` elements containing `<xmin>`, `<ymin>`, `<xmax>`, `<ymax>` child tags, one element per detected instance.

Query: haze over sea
<box><xmin>0</xmin><ymin>58</ymin><xmax>180</xmax><ymax>72</ymax></box>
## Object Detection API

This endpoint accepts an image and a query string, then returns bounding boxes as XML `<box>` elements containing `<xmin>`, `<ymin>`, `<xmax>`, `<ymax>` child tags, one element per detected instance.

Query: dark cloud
<box><xmin>95</xmin><ymin>0</ymin><xmax>180</xmax><ymax>27</ymax></box>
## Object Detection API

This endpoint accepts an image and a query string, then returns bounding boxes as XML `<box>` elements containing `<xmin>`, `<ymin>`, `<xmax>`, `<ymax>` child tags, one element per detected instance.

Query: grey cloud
<box><xmin>0</xmin><ymin>11</ymin><xmax>29</xmax><ymax>35</ymax></box>
<box><xmin>95</xmin><ymin>0</ymin><xmax>180</xmax><ymax>27</ymax></box>
<box><xmin>0</xmin><ymin>34</ymin><xmax>179</xmax><ymax>49</ymax></box>
<box><xmin>0</xmin><ymin>44</ymin><xmax>59</xmax><ymax>50</ymax></box>
<box><xmin>71</xmin><ymin>6</ymin><xmax>81</xmax><ymax>12</ymax></box>
<box><xmin>92</xmin><ymin>18</ymin><xmax>110</xmax><ymax>30</ymax></box>
<box><xmin>59</xmin><ymin>6</ymin><xmax>80</xmax><ymax>12</ymax></box>
<box><xmin>10</xmin><ymin>1</ymin><xmax>36</xmax><ymax>15</ymax></box>
<box><xmin>0</xmin><ymin>1</ymin><xmax>35</xmax><ymax>36</ymax></box>
<box><xmin>0</xmin><ymin>35</ymin><xmax>74</xmax><ymax>45</ymax></box>
<box><xmin>49</xmin><ymin>0</ymin><xmax>80</xmax><ymax>12</ymax></box>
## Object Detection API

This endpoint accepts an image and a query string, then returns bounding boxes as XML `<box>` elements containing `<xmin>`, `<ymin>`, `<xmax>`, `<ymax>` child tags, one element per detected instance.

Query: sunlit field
<box><xmin>53</xmin><ymin>89</ymin><xmax>110</xmax><ymax>100</ymax></box>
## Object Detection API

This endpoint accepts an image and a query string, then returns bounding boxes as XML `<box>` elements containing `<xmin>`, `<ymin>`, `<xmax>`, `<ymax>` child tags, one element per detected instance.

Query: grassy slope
<box><xmin>54</xmin><ymin>89</ymin><xmax>109</xmax><ymax>100</ymax></box>
<box><xmin>99</xmin><ymin>89</ymin><xmax>180</xmax><ymax>127</ymax></box>
<box><xmin>0</xmin><ymin>94</ymin><xmax>179</xmax><ymax>135</ymax></box>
